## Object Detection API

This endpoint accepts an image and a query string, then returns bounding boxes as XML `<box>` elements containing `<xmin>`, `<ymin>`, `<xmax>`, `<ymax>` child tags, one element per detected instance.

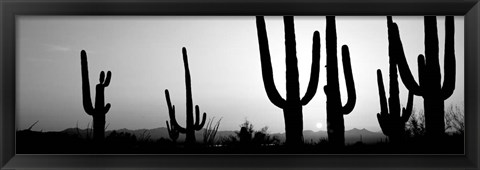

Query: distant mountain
<box><xmin>61</xmin><ymin>127</ymin><xmax>387</xmax><ymax>144</ymax></box>
<box><xmin>345</xmin><ymin>128</ymin><xmax>387</xmax><ymax>144</ymax></box>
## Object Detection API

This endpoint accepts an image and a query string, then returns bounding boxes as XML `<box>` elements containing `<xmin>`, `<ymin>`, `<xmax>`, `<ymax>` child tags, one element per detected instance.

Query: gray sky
<box><xmin>16</xmin><ymin>16</ymin><xmax>464</xmax><ymax>133</ymax></box>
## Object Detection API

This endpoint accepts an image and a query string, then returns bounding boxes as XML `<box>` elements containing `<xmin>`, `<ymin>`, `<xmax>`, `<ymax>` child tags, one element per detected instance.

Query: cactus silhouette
<box><xmin>166</xmin><ymin>121</ymin><xmax>179</xmax><ymax>143</ymax></box>
<box><xmin>324</xmin><ymin>16</ymin><xmax>356</xmax><ymax>146</ymax></box>
<box><xmin>255</xmin><ymin>16</ymin><xmax>321</xmax><ymax>146</ymax></box>
<box><xmin>376</xmin><ymin>68</ymin><xmax>414</xmax><ymax>143</ymax></box>
<box><xmin>80</xmin><ymin>50</ymin><xmax>112</xmax><ymax>144</ymax></box>
<box><xmin>388</xmin><ymin>16</ymin><xmax>455</xmax><ymax>138</ymax></box>
<box><xmin>165</xmin><ymin>47</ymin><xmax>207</xmax><ymax>145</ymax></box>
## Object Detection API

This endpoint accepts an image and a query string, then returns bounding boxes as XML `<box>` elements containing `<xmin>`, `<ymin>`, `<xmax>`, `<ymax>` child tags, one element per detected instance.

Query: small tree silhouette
<box><xmin>232</xmin><ymin>120</ymin><xmax>278</xmax><ymax>147</ymax></box>
<box><xmin>406</xmin><ymin>109</ymin><xmax>426</xmax><ymax>137</ymax></box>
<box><xmin>444</xmin><ymin>105</ymin><xmax>464</xmax><ymax>135</ymax></box>
<box><xmin>236</xmin><ymin>120</ymin><xmax>254</xmax><ymax>145</ymax></box>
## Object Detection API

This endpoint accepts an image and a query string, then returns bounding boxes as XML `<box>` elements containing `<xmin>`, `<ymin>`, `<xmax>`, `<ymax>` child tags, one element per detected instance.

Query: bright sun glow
<box><xmin>316</xmin><ymin>122</ymin><xmax>323</xmax><ymax>129</ymax></box>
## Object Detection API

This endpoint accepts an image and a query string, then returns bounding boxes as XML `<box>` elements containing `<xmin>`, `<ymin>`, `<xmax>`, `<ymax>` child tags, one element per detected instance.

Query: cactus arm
<box><xmin>103</xmin><ymin>71</ymin><xmax>112</xmax><ymax>87</ymax></box>
<box><xmin>199</xmin><ymin>112</ymin><xmax>206</xmax><ymax>129</ymax></box>
<box><xmin>376</xmin><ymin>64</ymin><xmax>392</xmax><ymax>138</ymax></box>
<box><xmin>256</xmin><ymin>16</ymin><xmax>287</xmax><ymax>108</ymax></box>
<box><xmin>166</xmin><ymin>121</ymin><xmax>179</xmax><ymax>140</ymax></box>
<box><xmin>194</xmin><ymin>105</ymin><xmax>207</xmax><ymax>130</ymax></box>
<box><xmin>193</xmin><ymin>105</ymin><xmax>200</xmax><ymax>127</ymax></box>
<box><xmin>99</xmin><ymin>71</ymin><xmax>105</xmax><ymax>84</ymax></box>
<box><xmin>377</xmin><ymin>70</ymin><xmax>389</xmax><ymax>115</ymax></box>
<box><xmin>323</xmin><ymin>85</ymin><xmax>328</xmax><ymax>96</ymax></box>
<box><xmin>441</xmin><ymin>16</ymin><xmax>456</xmax><ymax>100</ymax></box>
<box><xmin>80</xmin><ymin>50</ymin><xmax>94</xmax><ymax>115</ymax></box>
<box><xmin>376</xmin><ymin>69</ymin><xmax>391</xmax><ymax>136</ymax></box>
<box><xmin>387</xmin><ymin>16</ymin><xmax>423</xmax><ymax>96</ymax></box>
<box><xmin>166</xmin><ymin>121</ymin><xmax>172</xmax><ymax>134</ymax></box>
<box><xmin>340</xmin><ymin>45</ymin><xmax>356</xmax><ymax>115</ymax></box>
<box><xmin>96</xmin><ymin>71</ymin><xmax>111</xmax><ymax>114</ymax></box>
<box><xmin>377</xmin><ymin>113</ymin><xmax>391</xmax><ymax>137</ymax></box>
<box><xmin>164</xmin><ymin>89</ymin><xmax>187</xmax><ymax>133</ymax></box>
<box><xmin>103</xmin><ymin>103</ymin><xmax>111</xmax><ymax>114</ymax></box>
<box><xmin>300</xmin><ymin>31</ymin><xmax>321</xmax><ymax>105</ymax></box>
<box><xmin>417</xmin><ymin>55</ymin><xmax>426</xmax><ymax>89</ymax></box>
<box><xmin>194</xmin><ymin>105</ymin><xmax>200</xmax><ymax>127</ymax></box>
<box><xmin>402</xmin><ymin>91</ymin><xmax>414</xmax><ymax>123</ymax></box>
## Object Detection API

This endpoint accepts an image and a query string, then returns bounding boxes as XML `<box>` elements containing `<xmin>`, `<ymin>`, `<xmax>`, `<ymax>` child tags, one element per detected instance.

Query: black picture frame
<box><xmin>1</xmin><ymin>0</ymin><xmax>479</xmax><ymax>169</ymax></box>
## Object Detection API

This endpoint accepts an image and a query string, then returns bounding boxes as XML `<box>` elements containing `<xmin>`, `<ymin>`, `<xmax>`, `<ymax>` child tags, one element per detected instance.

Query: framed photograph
<box><xmin>1</xmin><ymin>0</ymin><xmax>479</xmax><ymax>169</ymax></box>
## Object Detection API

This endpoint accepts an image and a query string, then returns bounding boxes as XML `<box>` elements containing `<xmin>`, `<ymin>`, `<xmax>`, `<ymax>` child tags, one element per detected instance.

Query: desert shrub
<box><xmin>220</xmin><ymin>119</ymin><xmax>279</xmax><ymax>147</ymax></box>
<box><xmin>203</xmin><ymin>117</ymin><xmax>222</xmax><ymax>146</ymax></box>
<box><xmin>405</xmin><ymin>104</ymin><xmax>464</xmax><ymax>137</ymax></box>
<box><xmin>252</xmin><ymin>126</ymin><xmax>279</xmax><ymax>146</ymax></box>
<box><xmin>405</xmin><ymin>109</ymin><xmax>426</xmax><ymax>137</ymax></box>
<box><xmin>105</xmin><ymin>130</ymin><xmax>137</xmax><ymax>146</ymax></box>
<box><xmin>236</xmin><ymin>120</ymin><xmax>254</xmax><ymax>145</ymax></box>
<box><xmin>444</xmin><ymin>105</ymin><xmax>464</xmax><ymax>135</ymax></box>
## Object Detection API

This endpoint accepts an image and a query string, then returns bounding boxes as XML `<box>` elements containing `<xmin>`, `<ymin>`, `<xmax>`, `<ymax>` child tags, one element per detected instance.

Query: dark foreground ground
<box><xmin>16</xmin><ymin>129</ymin><xmax>464</xmax><ymax>154</ymax></box>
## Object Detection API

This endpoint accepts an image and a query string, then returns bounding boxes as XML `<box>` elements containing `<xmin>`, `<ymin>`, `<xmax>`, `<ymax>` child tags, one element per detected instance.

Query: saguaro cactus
<box><xmin>388</xmin><ymin>16</ymin><xmax>455</xmax><ymax>138</ymax></box>
<box><xmin>376</xmin><ymin>68</ymin><xmax>414</xmax><ymax>143</ymax></box>
<box><xmin>80</xmin><ymin>50</ymin><xmax>112</xmax><ymax>143</ymax></box>
<box><xmin>255</xmin><ymin>16</ymin><xmax>321</xmax><ymax>146</ymax></box>
<box><xmin>165</xmin><ymin>47</ymin><xmax>207</xmax><ymax>145</ymax></box>
<box><xmin>324</xmin><ymin>16</ymin><xmax>356</xmax><ymax>146</ymax></box>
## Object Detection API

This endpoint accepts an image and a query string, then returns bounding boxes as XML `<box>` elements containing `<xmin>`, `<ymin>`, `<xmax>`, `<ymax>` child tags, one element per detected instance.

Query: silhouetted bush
<box><xmin>220</xmin><ymin>120</ymin><xmax>279</xmax><ymax>148</ymax></box>
<box><xmin>203</xmin><ymin>117</ymin><xmax>222</xmax><ymax>146</ymax></box>
<box><xmin>445</xmin><ymin>105</ymin><xmax>464</xmax><ymax>135</ymax></box>
<box><xmin>405</xmin><ymin>105</ymin><xmax>464</xmax><ymax>138</ymax></box>
<box><xmin>405</xmin><ymin>109</ymin><xmax>426</xmax><ymax>137</ymax></box>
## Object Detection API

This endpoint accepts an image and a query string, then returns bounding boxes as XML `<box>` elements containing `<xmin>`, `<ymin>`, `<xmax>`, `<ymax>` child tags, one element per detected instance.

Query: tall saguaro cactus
<box><xmin>376</xmin><ymin>68</ymin><xmax>414</xmax><ymax>143</ymax></box>
<box><xmin>165</xmin><ymin>47</ymin><xmax>207</xmax><ymax>145</ymax></box>
<box><xmin>388</xmin><ymin>16</ymin><xmax>455</xmax><ymax>138</ymax></box>
<box><xmin>324</xmin><ymin>16</ymin><xmax>356</xmax><ymax>146</ymax></box>
<box><xmin>80</xmin><ymin>50</ymin><xmax>112</xmax><ymax>143</ymax></box>
<box><xmin>255</xmin><ymin>16</ymin><xmax>321</xmax><ymax>146</ymax></box>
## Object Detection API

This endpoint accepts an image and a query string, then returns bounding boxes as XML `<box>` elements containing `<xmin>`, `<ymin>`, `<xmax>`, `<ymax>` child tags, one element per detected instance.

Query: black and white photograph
<box><xmin>15</xmin><ymin>15</ymin><xmax>464</xmax><ymax>154</ymax></box>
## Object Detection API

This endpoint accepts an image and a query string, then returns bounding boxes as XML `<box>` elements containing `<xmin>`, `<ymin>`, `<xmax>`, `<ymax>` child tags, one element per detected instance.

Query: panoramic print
<box><xmin>16</xmin><ymin>16</ymin><xmax>464</xmax><ymax>154</ymax></box>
